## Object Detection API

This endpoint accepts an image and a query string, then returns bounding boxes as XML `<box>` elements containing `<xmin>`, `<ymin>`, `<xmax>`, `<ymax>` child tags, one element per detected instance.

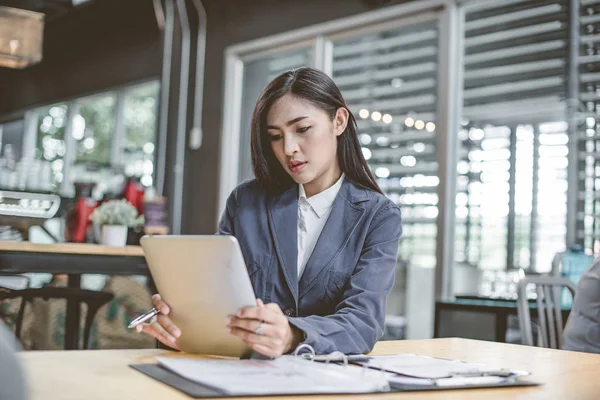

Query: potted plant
<box><xmin>89</xmin><ymin>199</ymin><xmax>144</xmax><ymax>247</ymax></box>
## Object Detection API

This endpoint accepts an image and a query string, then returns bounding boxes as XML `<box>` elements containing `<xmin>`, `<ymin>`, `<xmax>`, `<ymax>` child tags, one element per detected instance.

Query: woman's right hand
<box><xmin>135</xmin><ymin>294</ymin><xmax>182</xmax><ymax>350</ymax></box>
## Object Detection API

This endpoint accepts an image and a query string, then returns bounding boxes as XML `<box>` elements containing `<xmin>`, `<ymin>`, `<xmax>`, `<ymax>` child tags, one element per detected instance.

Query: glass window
<box><xmin>578</xmin><ymin>4</ymin><xmax>600</xmax><ymax>254</ymax></box>
<box><xmin>75</xmin><ymin>93</ymin><xmax>116</xmax><ymax>165</ymax></box>
<box><xmin>331</xmin><ymin>20</ymin><xmax>439</xmax><ymax>318</ymax></box>
<box><xmin>123</xmin><ymin>81</ymin><xmax>160</xmax><ymax>188</ymax></box>
<box><xmin>0</xmin><ymin>119</ymin><xmax>27</xmax><ymax>190</ymax></box>
<box><xmin>36</xmin><ymin>104</ymin><xmax>68</xmax><ymax>191</ymax></box>
<box><xmin>458</xmin><ymin>0</ymin><xmax>568</xmax><ymax>277</ymax></box>
<box><xmin>22</xmin><ymin>81</ymin><xmax>160</xmax><ymax>198</ymax></box>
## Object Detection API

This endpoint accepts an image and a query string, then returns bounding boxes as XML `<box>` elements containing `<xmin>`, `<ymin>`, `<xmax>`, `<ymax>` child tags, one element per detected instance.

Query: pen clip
<box><xmin>128</xmin><ymin>307</ymin><xmax>159</xmax><ymax>329</ymax></box>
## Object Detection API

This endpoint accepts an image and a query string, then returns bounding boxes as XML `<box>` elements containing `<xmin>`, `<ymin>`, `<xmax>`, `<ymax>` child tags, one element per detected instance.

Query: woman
<box><xmin>563</xmin><ymin>257</ymin><xmax>600</xmax><ymax>353</ymax></box>
<box><xmin>137</xmin><ymin>67</ymin><xmax>402</xmax><ymax>357</ymax></box>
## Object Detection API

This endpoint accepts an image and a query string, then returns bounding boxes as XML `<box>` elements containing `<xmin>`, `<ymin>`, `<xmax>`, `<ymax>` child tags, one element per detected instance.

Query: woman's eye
<box><xmin>297</xmin><ymin>126</ymin><xmax>311</xmax><ymax>133</ymax></box>
<box><xmin>269</xmin><ymin>134</ymin><xmax>282</xmax><ymax>141</ymax></box>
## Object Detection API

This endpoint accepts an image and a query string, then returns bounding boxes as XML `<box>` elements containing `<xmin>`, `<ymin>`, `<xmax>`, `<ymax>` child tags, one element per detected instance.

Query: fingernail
<box><xmin>174</xmin><ymin>328</ymin><xmax>181</xmax><ymax>337</ymax></box>
<box><xmin>225</xmin><ymin>327</ymin><xmax>231</xmax><ymax>333</ymax></box>
<box><xmin>161</xmin><ymin>307</ymin><xmax>168</xmax><ymax>314</ymax></box>
<box><xmin>236</xmin><ymin>311</ymin><xmax>243</xmax><ymax>317</ymax></box>
<box><xmin>135</xmin><ymin>325</ymin><xmax>142</xmax><ymax>333</ymax></box>
<box><xmin>225</xmin><ymin>316</ymin><xmax>231</xmax><ymax>325</ymax></box>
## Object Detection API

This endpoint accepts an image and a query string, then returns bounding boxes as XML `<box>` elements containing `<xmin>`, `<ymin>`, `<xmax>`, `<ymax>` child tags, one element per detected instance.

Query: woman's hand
<box><xmin>227</xmin><ymin>299</ymin><xmax>303</xmax><ymax>358</ymax></box>
<box><xmin>135</xmin><ymin>294</ymin><xmax>181</xmax><ymax>350</ymax></box>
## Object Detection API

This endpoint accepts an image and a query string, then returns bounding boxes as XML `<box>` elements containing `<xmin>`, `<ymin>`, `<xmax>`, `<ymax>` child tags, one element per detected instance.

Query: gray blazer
<box><xmin>217</xmin><ymin>178</ymin><xmax>402</xmax><ymax>354</ymax></box>
<box><xmin>563</xmin><ymin>257</ymin><xmax>600</xmax><ymax>353</ymax></box>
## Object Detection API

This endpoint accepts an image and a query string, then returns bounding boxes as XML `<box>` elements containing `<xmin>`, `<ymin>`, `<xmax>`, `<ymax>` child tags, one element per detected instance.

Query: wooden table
<box><xmin>0</xmin><ymin>241</ymin><xmax>148</xmax><ymax>349</ymax></box>
<box><xmin>0</xmin><ymin>241</ymin><xmax>146</xmax><ymax>275</ymax></box>
<box><xmin>19</xmin><ymin>338</ymin><xmax>600</xmax><ymax>399</ymax></box>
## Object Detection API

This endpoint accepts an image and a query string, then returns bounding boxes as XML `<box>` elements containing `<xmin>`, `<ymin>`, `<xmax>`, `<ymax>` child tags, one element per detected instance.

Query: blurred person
<box><xmin>0</xmin><ymin>321</ymin><xmax>27</xmax><ymax>400</ymax></box>
<box><xmin>563</xmin><ymin>257</ymin><xmax>600</xmax><ymax>353</ymax></box>
<box><xmin>136</xmin><ymin>67</ymin><xmax>402</xmax><ymax>357</ymax></box>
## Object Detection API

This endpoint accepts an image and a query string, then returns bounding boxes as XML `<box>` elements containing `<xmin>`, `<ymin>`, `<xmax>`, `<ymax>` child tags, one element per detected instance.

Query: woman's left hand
<box><xmin>227</xmin><ymin>299</ymin><xmax>303</xmax><ymax>358</ymax></box>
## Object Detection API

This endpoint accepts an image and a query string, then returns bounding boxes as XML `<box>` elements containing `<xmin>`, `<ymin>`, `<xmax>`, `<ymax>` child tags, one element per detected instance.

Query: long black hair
<box><xmin>250</xmin><ymin>67</ymin><xmax>382</xmax><ymax>195</ymax></box>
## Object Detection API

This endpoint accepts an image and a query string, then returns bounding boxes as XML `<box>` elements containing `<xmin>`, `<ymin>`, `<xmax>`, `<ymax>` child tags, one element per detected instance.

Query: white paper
<box><xmin>156</xmin><ymin>356</ymin><xmax>390</xmax><ymax>396</ymax></box>
<box><xmin>435</xmin><ymin>376</ymin><xmax>507</xmax><ymax>387</ymax></box>
<box><xmin>361</xmin><ymin>354</ymin><xmax>526</xmax><ymax>379</ymax></box>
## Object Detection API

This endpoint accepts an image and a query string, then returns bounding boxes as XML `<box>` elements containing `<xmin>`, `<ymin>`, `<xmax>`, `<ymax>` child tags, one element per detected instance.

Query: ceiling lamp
<box><xmin>0</xmin><ymin>6</ymin><xmax>44</xmax><ymax>69</ymax></box>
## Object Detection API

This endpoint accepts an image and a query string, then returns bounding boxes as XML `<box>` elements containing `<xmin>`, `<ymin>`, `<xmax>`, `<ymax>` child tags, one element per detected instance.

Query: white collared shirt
<box><xmin>297</xmin><ymin>174</ymin><xmax>344</xmax><ymax>279</ymax></box>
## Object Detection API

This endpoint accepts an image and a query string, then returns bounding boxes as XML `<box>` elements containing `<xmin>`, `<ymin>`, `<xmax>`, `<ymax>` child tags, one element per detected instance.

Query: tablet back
<box><xmin>140</xmin><ymin>235</ymin><xmax>256</xmax><ymax>357</ymax></box>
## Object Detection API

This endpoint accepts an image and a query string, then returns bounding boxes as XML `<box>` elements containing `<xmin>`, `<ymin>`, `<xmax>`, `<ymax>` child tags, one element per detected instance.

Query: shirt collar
<box><xmin>299</xmin><ymin>174</ymin><xmax>345</xmax><ymax>218</ymax></box>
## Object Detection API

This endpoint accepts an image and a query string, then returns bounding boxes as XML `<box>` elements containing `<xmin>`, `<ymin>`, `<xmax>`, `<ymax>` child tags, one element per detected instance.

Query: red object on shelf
<box><xmin>123</xmin><ymin>177</ymin><xmax>145</xmax><ymax>215</ymax></box>
<box><xmin>66</xmin><ymin>182</ymin><xmax>97</xmax><ymax>243</ymax></box>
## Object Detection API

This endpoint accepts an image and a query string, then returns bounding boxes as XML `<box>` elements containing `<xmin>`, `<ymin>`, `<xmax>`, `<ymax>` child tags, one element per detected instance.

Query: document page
<box><xmin>156</xmin><ymin>356</ymin><xmax>390</xmax><ymax>396</ymax></box>
<box><xmin>359</xmin><ymin>354</ymin><xmax>527</xmax><ymax>379</ymax></box>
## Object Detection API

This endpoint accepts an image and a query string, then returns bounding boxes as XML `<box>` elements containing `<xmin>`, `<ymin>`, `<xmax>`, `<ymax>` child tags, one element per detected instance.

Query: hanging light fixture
<box><xmin>0</xmin><ymin>6</ymin><xmax>44</xmax><ymax>69</ymax></box>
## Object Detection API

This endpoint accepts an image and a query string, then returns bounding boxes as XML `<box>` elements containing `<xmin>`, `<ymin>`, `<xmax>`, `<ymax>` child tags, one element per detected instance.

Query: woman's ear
<box><xmin>333</xmin><ymin>107</ymin><xmax>349</xmax><ymax>137</ymax></box>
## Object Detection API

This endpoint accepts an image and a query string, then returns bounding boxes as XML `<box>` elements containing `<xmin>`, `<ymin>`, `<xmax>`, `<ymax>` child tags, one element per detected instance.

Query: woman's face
<box><xmin>266</xmin><ymin>94</ymin><xmax>348</xmax><ymax>195</ymax></box>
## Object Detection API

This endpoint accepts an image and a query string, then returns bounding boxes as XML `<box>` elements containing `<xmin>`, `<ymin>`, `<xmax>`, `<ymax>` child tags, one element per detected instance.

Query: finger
<box><xmin>137</xmin><ymin>323</ymin><xmax>178</xmax><ymax>350</ymax></box>
<box><xmin>251</xmin><ymin>343</ymin><xmax>279</xmax><ymax>359</ymax></box>
<box><xmin>256</xmin><ymin>298</ymin><xmax>264</xmax><ymax>307</ymax></box>
<box><xmin>158</xmin><ymin>314</ymin><xmax>181</xmax><ymax>338</ymax></box>
<box><xmin>236</xmin><ymin>306</ymin><xmax>279</xmax><ymax>324</ymax></box>
<box><xmin>135</xmin><ymin>314</ymin><xmax>158</xmax><ymax>332</ymax></box>
<box><xmin>228</xmin><ymin>317</ymin><xmax>278</xmax><ymax>337</ymax></box>
<box><xmin>145</xmin><ymin>320</ymin><xmax>179</xmax><ymax>347</ymax></box>
<box><xmin>265</xmin><ymin>302</ymin><xmax>283</xmax><ymax>312</ymax></box>
<box><xmin>229</xmin><ymin>327</ymin><xmax>278</xmax><ymax>347</ymax></box>
<box><xmin>152</xmin><ymin>294</ymin><xmax>170</xmax><ymax>315</ymax></box>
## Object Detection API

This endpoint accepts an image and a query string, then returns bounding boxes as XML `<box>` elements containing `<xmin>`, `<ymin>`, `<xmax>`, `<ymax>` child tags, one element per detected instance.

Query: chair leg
<box><xmin>83</xmin><ymin>304</ymin><xmax>103</xmax><ymax>350</ymax></box>
<box><xmin>15</xmin><ymin>298</ymin><xmax>27</xmax><ymax>340</ymax></box>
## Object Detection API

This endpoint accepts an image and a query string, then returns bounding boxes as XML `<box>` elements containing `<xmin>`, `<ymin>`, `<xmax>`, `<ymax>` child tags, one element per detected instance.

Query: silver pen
<box><xmin>128</xmin><ymin>307</ymin><xmax>160</xmax><ymax>329</ymax></box>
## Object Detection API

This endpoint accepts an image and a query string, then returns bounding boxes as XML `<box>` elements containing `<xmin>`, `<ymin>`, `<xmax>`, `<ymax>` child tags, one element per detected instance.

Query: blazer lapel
<box><xmin>267</xmin><ymin>185</ymin><xmax>299</xmax><ymax>302</ymax></box>
<box><xmin>298</xmin><ymin>180</ymin><xmax>368</xmax><ymax>298</ymax></box>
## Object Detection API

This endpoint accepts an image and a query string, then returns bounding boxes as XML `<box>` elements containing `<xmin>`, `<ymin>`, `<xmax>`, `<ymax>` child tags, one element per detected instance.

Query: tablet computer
<box><xmin>140</xmin><ymin>235</ymin><xmax>256</xmax><ymax>357</ymax></box>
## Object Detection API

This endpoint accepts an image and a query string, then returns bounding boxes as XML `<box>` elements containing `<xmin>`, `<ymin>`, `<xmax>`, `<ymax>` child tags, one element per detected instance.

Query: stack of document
<box><xmin>132</xmin><ymin>353</ymin><xmax>538</xmax><ymax>397</ymax></box>
<box><xmin>156</xmin><ymin>356</ymin><xmax>391</xmax><ymax>396</ymax></box>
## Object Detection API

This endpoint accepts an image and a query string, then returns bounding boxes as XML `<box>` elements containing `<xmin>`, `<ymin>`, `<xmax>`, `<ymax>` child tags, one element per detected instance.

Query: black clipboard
<box><xmin>130</xmin><ymin>363</ymin><xmax>540</xmax><ymax>398</ymax></box>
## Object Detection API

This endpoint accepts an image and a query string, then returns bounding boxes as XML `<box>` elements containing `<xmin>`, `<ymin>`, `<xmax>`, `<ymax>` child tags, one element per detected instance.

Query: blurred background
<box><xmin>0</xmin><ymin>0</ymin><xmax>598</xmax><ymax>349</ymax></box>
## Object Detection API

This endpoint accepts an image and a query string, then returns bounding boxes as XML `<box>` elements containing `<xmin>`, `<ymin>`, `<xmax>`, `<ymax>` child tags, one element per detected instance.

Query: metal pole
<box><xmin>155</xmin><ymin>0</ymin><xmax>174</xmax><ymax>197</ymax></box>
<box><xmin>566</xmin><ymin>0</ymin><xmax>580</xmax><ymax>247</ymax></box>
<box><xmin>435</xmin><ymin>1</ymin><xmax>462</xmax><ymax>301</ymax></box>
<box><xmin>61</xmin><ymin>102</ymin><xmax>79</xmax><ymax>197</ymax></box>
<box><xmin>111</xmin><ymin>90</ymin><xmax>126</xmax><ymax>169</ymax></box>
<box><xmin>530</xmin><ymin>124</ymin><xmax>540</xmax><ymax>270</ymax></box>
<box><xmin>172</xmin><ymin>0</ymin><xmax>192</xmax><ymax>234</ymax></box>
<box><xmin>507</xmin><ymin>125</ymin><xmax>517</xmax><ymax>270</ymax></box>
<box><xmin>189</xmin><ymin>0</ymin><xmax>206</xmax><ymax>151</ymax></box>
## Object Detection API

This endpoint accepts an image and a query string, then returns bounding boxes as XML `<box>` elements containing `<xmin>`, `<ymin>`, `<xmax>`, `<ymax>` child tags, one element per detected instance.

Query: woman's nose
<box><xmin>283</xmin><ymin>136</ymin><xmax>299</xmax><ymax>156</ymax></box>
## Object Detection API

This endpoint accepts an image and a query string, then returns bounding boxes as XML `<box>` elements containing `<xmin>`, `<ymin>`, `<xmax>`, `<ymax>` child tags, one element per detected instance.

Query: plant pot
<box><xmin>101</xmin><ymin>225</ymin><xmax>128</xmax><ymax>247</ymax></box>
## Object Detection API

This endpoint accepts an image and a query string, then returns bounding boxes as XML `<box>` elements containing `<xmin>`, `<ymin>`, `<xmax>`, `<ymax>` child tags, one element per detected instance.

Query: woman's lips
<box><xmin>288</xmin><ymin>161</ymin><xmax>307</xmax><ymax>173</ymax></box>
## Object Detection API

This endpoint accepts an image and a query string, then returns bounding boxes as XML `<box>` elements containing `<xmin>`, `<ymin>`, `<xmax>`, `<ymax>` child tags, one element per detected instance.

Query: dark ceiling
<box><xmin>0</xmin><ymin>0</ymin><xmax>96</xmax><ymax>23</ymax></box>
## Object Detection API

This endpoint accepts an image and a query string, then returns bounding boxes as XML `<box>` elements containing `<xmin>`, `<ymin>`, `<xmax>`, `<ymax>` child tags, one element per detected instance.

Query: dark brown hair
<box><xmin>250</xmin><ymin>67</ymin><xmax>382</xmax><ymax>195</ymax></box>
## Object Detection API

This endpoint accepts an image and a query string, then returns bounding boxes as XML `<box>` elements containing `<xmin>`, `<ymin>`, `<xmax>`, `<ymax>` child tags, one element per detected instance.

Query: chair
<box><xmin>0</xmin><ymin>287</ymin><xmax>114</xmax><ymax>349</ymax></box>
<box><xmin>517</xmin><ymin>276</ymin><xmax>576</xmax><ymax>349</ymax></box>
